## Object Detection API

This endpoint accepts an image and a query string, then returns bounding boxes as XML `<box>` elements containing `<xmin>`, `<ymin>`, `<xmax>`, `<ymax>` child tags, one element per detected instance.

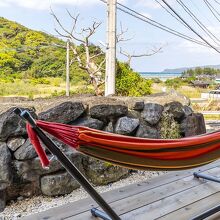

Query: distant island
<box><xmin>162</xmin><ymin>64</ymin><xmax>220</xmax><ymax>74</ymax></box>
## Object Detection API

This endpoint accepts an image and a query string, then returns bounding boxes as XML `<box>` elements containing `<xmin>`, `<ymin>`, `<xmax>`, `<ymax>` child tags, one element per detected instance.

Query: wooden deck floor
<box><xmin>23</xmin><ymin>160</ymin><xmax>220</xmax><ymax>220</ymax></box>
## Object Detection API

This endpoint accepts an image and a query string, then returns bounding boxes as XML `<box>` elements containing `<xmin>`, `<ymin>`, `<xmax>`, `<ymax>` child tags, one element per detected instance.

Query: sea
<box><xmin>140</xmin><ymin>72</ymin><xmax>182</xmax><ymax>81</ymax></box>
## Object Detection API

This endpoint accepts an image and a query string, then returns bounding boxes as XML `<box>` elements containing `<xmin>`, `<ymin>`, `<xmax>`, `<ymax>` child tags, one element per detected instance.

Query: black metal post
<box><xmin>194</xmin><ymin>172</ymin><xmax>220</xmax><ymax>183</ymax></box>
<box><xmin>14</xmin><ymin>108</ymin><xmax>121</xmax><ymax>220</ymax></box>
<box><xmin>191</xmin><ymin>205</ymin><xmax>220</xmax><ymax>220</ymax></box>
<box><xmin>91</xmin><ymin>208</ymin><xmax>112</xmax><ymax>220</ymax></box>
<box><xmin>192</xmin><ymin>172</ymin><xmax>220</xmax><ymax>219</ymax></box>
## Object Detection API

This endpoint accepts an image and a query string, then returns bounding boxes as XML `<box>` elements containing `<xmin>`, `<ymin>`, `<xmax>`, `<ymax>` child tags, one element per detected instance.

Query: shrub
<box><xmin>29</xmin><ymin>78</ymin><xmax>50</xmax><ymax>85</ymax></box>
<box><xmin>160</xmin><ymin>112</ymin><xmax>181</xmax><ymax>139</ymax></box>
<box><xmin>165</xmin><ymin>78</ymin><xmax>183</xmax><ymax>89</ymax></box>
<box><xmin>116</xmin><ymin>62</ymin><xmax>152</xmax><ymax>96</ymax></box>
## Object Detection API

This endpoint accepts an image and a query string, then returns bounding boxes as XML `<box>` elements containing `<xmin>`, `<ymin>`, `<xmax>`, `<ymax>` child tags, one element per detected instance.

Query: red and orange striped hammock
<box><xmin>27</xmin><ymin>120</ymin><xmax>220</xmax><ymax>171</ymax></box>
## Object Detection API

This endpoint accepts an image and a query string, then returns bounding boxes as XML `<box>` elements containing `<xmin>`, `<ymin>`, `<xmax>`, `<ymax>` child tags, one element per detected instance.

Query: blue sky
<box><xmin>0</xmin><ymin>0</ymin><xmax>220</xmax><ymax>72</ymax></box>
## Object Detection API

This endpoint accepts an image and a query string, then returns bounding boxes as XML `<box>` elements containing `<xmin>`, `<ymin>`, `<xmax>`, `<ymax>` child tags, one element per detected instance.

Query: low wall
<box><xmin>0</xmin><ymin>99</ymin><xmax>206</xmax><ymax>212</ymax></box>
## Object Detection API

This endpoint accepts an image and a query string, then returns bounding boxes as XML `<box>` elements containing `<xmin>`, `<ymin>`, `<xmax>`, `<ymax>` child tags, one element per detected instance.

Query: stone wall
<box><xmin>0</xmin><ymin>99</ymin><xmax>206</xmax><ymax>212</ymax></box>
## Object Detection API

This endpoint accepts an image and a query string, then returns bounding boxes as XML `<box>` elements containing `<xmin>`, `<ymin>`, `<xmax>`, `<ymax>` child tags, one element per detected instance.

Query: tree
<box><xmin>51</xmin><ymin>10</ymin><xmax>105</xmax><ymax>95</ymax></box>
<box><xmin>119</xmin><ymin>46</ymin><xmax>163</xmax><ymax>66</ymax></box>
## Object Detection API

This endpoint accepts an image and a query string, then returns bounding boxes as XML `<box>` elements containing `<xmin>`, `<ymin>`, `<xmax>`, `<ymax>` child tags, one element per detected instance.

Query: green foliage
<box><xmin>151</xmin><ymin>77</ymin><xmax>162</xmax><ymax>83</ymax></box>
<box><xmin>116</xmin><ymin>62</ymin><xmax>152</xmax><ymax>96</ymax></box>
<box><xmin>0</xmin><ymin>17</ymin><xmax>86</xmax><ymax>82</ymax></box>
<box><xmin>29</xmin><ymin>78</ymin><xmax>50</xmax><ymax>85</ymax></box>
<box><xmin>160</xmin><ymin>113</ymin><xmax>181</xmax><ymax>139</ymax></box>
<box><xmin>165</xmin><ymin>78</ymin><xmax>183</xmax><ymax>89</ymax></box>
<box><xmin>182</xmin><ymin>67</ymin><xmax>219</xmax><ymax>77</ymax></box>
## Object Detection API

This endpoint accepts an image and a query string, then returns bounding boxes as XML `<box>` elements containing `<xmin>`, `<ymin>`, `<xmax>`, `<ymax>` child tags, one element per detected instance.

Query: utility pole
<box><xmin>66</xmin><ymin>39</ymin><xmax>70</xmax><ymax>96</ymax></box>
<box><xmin>105</xmin><ymin>0</ymin><xmax>116</xmax><ymax>96</ymax></box>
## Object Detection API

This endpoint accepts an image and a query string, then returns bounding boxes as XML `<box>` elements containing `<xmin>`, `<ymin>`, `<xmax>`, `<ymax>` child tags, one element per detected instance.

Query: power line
<box><xmin>204</xmin><ymin>0</ymin><xmax>220</xmax><ymax>23</ymax></box>
<box><xmin>214</xmin><ymin>0</ymin><xmax>220</xmax><ymax>5</ymax></box>
<box><xmin>154</xmin><ymin>0</ymin><xmax>189</xmax><ymax>30</ymax></box>
<box><xmin>117</xmin><ymin>5</ymin><xmax>210</xmax><ymax>48</ymax></box>
<box><xmin>101</xmin><ymin>0</ymin><xmax>220</xmax><ymax>49</ymax></box>
<box><xmin>175</xmin><ymin>0</ymin><xmax>220</xmax><ymax>46</ymax></box>
<box><xmin>188</xmin><ymin>0</ymin><xmax>217</xmax><ymax>28</ymax></box>
<box><xmin>208</xmin><ymin>0</ymin><xmax>220</xmax><ymax>17</ymax></box>
<box><xmin>115</xmin><ymin>1</ymin><xmax>210</xmax><ymax>48</ymax></box>
<box><xmin>160</xmin><ymin>0</ymin><xmax>220</xmax><ymax>53</ymax></box>
<box><xmin>99</xmin><ymin>0</ymin><xmax>220</xmax><ymax>51</ymax></box>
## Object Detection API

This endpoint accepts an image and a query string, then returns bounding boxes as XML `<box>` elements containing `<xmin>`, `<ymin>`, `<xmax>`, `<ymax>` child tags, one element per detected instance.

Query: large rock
<box><xmin>41</xmin><ymin>171</ymin><xmax>80</xmax><ymax>196</ymax></box>
<box><xmin>0</xmin><ymin>107</ymin><xmax>37</xmax><ymax>141</ymax></box>
<box><xmin>164</xmin><ymin>101</ymin><xmax>185</xmax><ymax>121</ymax></box>
<box><xmin>180</xmin><ymin>113</ymin><xmax>206</xmax><ymax>137</ymax></box>
<box><xmin>141</xmin><ymin>103</ymin><xmax>163</xmax><ymax>125</ymax></box>
<box><xmin>38</xmin><ymin>102</ymin><xmax>85</xmax><ymax>123</ymax></box>
<box><xmin>0</xmin><ymin>142</ymin><xmax>12</xmax><ymax>189</ymax></box>
<box><xmin>6</xmin><ymin>181</ymin><xmax>40</xmax><ymax>199</ymax></box>
<box><xmin>82</xmin><ymin>157</ymin><xmax>130</xmax><ymax>185</ymax></box>
<box><xmin>7</xmin><ymin>137</ymin><xmax>25</xmax><ymax>151</ymax></box>
<box><xmin>183</xmin><ymin>105</ymin><xmax>193</xmax><ymax>116</ymax></box>
<box><xmin>13</xmin><ymin>150</ymin><xmax>83</xmax><ymax>182</ymax></box>
<box><xmin>0</xmin><ymin>191</ymin><xmax>6</xmax><ymax>212</ymax></box>
<box><xmin>115</xmin><ymin>116</ymin><xmax>139</xmax><ymax>135</ymax></box>
<box><xmin>136</xmin><ymin>121</ymin><xmax>161</xmax><ymax>139</ymax></box>
<box><xmin>72</xmin><ymin>117</ymin><xmax>104</xmax><ymax>130</ymax></box>
<box><xmin>132</xmin><ymin>101</ymin><xmax>144</xmax><ymax>111</ymax></box>
<box><xmin>90</xmin><ymin>104</ymin><xmax>128</xmax><ymax>121</ymax></box>
<box><xmin>14</xmin><ymin>139</ymin><xmax>37</xmax><ymax>160</ymax></box>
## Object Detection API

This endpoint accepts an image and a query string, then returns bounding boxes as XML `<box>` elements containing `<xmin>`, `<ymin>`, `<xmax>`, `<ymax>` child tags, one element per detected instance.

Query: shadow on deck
<box><xmin>23</xmin><ymin>160</ymin><xmax>220</xmax><ymax>220</ymax></box>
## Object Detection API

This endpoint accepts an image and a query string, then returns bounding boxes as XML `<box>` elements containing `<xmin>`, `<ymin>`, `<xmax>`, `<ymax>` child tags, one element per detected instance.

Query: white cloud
<box><xmin>141</xmin><ymin>12</ymin><xmax>152</xmax><ymax>19</ymax></box>
<box><xmin>0</xmin><ymin>1</ymin><xmax>9</xmax><ymax>7</ymax></box>
<box><xmin>136</xmin><ymin>1</ymin><xmax>160</xmax><ymax>9</ymax></box>
<box><xmin>0</xmin><ymin>0</ymin><xmax>102</xmax><ymax>10</ymax></box>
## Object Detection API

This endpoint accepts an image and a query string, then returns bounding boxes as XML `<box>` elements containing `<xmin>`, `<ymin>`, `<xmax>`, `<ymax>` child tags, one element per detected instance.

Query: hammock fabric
<box><xmin>27</xmin><ymin>120</ymin><xmax>220</xmax><ymax>171</ymax></box>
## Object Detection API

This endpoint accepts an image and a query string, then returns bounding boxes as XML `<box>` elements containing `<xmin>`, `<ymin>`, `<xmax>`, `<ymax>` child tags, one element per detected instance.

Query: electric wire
<box><xmin>214</xmin><ymin>0</ymin><xmax>220</xmax><ymax>5</ymax></box>
<box><xmin>99</xmin><ymin>0</ymin><xmax>220</xmax><ymax>49</ymax></box>
<box><xmin>154</xmin><ymin>0</ymin><xmax>189</xmax><ymax>30</ymax></box>
<box><xmin>206</xmin><ymin>0</ymin><xmax>220</xmax><ymax>17</ymax></box>
<box><xmin>204</xmin><ymin>0</ymin><xmax>220</xmax><ymax>23</ymax></box>
<box><xmin>99</xmin><ymin>0</ymin><xmax>212</xmax><ymax>48</ymax></box>
<box><xmin>116</xmin><ymin>1</ymin><xmax>211</xmax><ymax>48</ymax></box>
<box><xmin>188</xmin><ymin>0</ymin><xmax>216</xmax><ymax>28</ymax></box>
<box><xmin>160</xmin><ymin>0</ymin><xmax>220</xmax><ymax>53</ymax></box>
<box><xmin>175</xmin><ymin>0</ymin><xmax>220</xmax><ymax>45</ymax></box>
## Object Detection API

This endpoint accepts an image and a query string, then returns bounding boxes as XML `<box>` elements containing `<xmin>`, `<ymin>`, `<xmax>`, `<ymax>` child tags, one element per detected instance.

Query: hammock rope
<box><xmin>27</xmin><ymin>120</ymin><xmax>220</xmax><ymax>170</ymax></box>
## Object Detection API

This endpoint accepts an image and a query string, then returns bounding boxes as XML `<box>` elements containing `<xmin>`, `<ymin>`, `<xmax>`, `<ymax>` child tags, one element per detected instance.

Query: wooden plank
<box><xmin>157</xmin><ymin>192</ymin><xmax>220</xmax><ymax>220</ymax></box>
<box><xmin>65</xmin><ymin>167</ymin><xmax>220</xmax><ymax>220</ymax></box>
<box><xmin>120</xmin><ymin>178</ymin><xmax>220</xmax><ymax>219</ymax></box>
<box><xmin>23</xmin><ymin>160</ymin><xmax>220</xmax><ymax>220</ymax></box>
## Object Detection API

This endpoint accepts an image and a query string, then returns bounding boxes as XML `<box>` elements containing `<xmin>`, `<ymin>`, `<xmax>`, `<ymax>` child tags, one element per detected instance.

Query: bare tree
<box><xmin>51</xmin><ymin>10</ymin><xmax>105</xmax><ymax>95</ymax></box>
<box><xmin>116</xmin><ymin>22</ymin><xmax>133</xmax><ymax>43</ymax></box>
<box><xmin>119</xmin><ymin>46</ymin><xmax>163</xmax><ymax>66</ymax></box>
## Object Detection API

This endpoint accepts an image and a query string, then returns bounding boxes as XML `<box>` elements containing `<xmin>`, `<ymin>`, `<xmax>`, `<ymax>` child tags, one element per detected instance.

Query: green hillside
<box><xmin>0</xmin><ymin>17</ymin><xmax>87</xmax><ymax>81</ymax></box>
<box><xmin>0</xmin><ymin>17</ymin><xmax>152</xmax><ymax>97</ymax></box>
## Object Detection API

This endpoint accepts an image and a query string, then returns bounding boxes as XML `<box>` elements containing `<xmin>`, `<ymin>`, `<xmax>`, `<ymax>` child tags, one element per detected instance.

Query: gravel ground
<box><xmin>0</xmin><ymin>170</ymin><xmax>166</xmax><ymax>219</ymax></box>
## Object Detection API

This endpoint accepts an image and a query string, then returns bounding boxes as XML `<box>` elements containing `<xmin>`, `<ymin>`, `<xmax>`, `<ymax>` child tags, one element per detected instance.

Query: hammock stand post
<box><xmin>192</xmin><ymin>172</ymin><xmax>220</xmax><ymax>220</ymax></box>
<box><xmin>14</xmin><ymin>108</ymin><xmax>120</xmax><ymax>220</ymax></box>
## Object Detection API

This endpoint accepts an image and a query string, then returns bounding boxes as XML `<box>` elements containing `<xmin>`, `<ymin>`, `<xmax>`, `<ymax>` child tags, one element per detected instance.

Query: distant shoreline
<box><xmin>140</xmin><ymin>72</ymin><xmax>182</xmax><ymax>81</ymax></box>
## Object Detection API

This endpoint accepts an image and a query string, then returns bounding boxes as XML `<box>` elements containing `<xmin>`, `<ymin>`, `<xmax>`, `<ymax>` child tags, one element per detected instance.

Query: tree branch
<box><xmin>116</xmin><ymin>22</ymin><xmax>133</xmax><ymax>43</ymax></box>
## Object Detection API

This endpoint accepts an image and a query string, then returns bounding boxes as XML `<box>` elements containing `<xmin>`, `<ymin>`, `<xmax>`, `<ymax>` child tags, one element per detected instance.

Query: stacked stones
<box><xmin>0</xmin><ymin>100</ymin><xmax>206</xmax><ymax>212</ymax></box>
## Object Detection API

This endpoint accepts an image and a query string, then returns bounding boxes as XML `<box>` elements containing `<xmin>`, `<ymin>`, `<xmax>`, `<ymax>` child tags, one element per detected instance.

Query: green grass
<box><xmin>0</xmin><ymin>78</ymin><xmax>94</xmax><ymax>98</ymax></box>
<box><xmin>204</xmin><ymin>114</ymin><xmax>220</xmax><ymax>120</ymax></box>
